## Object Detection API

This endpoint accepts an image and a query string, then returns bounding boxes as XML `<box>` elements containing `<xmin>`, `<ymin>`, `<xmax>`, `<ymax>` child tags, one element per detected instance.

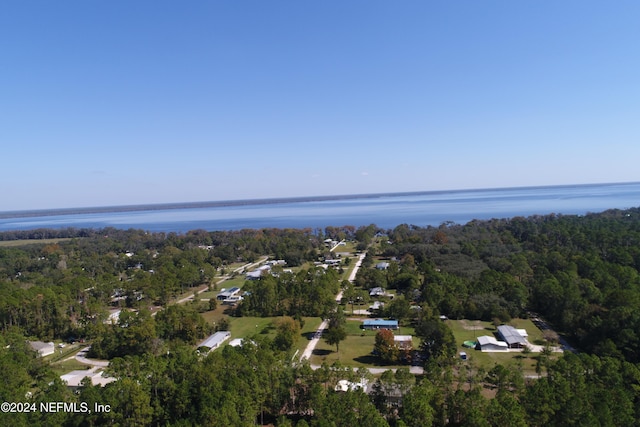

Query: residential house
<box><xmin>29</xmin><ymin>341</ymin><xmax>55</xmax><ymax>357</ymax></box>
<box><xmin>497</xmin><ymin>325</ymin><xmax>528</xmax><ymax>349</ymax></box>
<box><xmin>362</xmin><ymin>319</ymin><xmax>399</xmax><ymax>330</ymax></box>
<box><xmin>476</xmin><ymin>335</ymin><xmax>509</xmax><ymax>352</ymax></box>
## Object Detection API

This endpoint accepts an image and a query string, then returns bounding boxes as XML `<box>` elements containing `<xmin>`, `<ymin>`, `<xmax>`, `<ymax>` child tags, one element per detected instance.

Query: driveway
<box><xmin>299</xmin><ymin>252</ymin><xmax>367</xmax><ymax>362</ymax></box>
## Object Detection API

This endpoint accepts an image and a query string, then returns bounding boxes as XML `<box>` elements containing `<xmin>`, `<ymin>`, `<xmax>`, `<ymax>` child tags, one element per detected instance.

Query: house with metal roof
<box><xmin>29</xmin><ymin>341</ymin><xmax>55</xmax><ymax>357</ymax></box>
<box><xmin>362</xmin><ymin>319</ymin><xmax>399</xmax><ymax>330</ymax></box>
<box><xmin>376</xmin><ymin>262</ymin><xmax>390</xmax><ymax>270</ymax></box>
<box><xmin>217</xmin><ymin>287</ymin><xmax>241</xmax><ymax>300</ymax></box>
<box><xmin>476</xmin><ymin>335</ymin><xmax>509</xmax><ymax>352</ymax></box>
<box><xmin>369</xmin><ymin>287</ymin><xmax>385</xmax><ymax>297</ymax></box>
<box><xmin>60</xmin><ymin>368</ymin><xmax>116</xmax><ymax>389</ymax></box>
<box><xmin>199</xmin><ymin>331</ymin><xmax>231</xmax><ymax>352</ymax></box>
<box><xmin>497</xmin><ymin>325</ymin><xmax>527</xmax><ymax>348</ymax></box>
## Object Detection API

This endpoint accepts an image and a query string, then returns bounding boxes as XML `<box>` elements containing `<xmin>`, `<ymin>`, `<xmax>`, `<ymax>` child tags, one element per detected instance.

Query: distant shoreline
<box><xmin>1</xmin><ymin>181</ymin><xmax>637</xmax><ymax>220</ymax></box>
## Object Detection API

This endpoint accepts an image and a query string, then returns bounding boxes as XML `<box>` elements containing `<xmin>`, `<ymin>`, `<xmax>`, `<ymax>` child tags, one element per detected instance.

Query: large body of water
<box><xmin>2</xmin><ymin>182</ymin><xmax>640</xmax><ymax>233</ymax></box>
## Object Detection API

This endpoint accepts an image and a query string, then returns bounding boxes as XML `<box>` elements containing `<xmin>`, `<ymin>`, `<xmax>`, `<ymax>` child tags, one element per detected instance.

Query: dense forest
<box><xmin>1</xmin><ymin>210</ymin><xmax>640</xmax><ymax>426</ymax></box>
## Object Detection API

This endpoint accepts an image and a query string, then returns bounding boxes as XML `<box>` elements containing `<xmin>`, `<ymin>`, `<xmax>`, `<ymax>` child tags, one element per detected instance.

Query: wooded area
<box><xmin>1</xmin><ymin>210</ymin><xmax>640</xmax><ymax>426</ymax></box>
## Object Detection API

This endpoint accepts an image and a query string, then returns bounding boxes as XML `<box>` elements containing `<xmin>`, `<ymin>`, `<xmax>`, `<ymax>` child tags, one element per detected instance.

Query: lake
<box><xmin>1</xmin><ymin>182</ymin><xmax>639</xmax><ymax>233</ymax></box>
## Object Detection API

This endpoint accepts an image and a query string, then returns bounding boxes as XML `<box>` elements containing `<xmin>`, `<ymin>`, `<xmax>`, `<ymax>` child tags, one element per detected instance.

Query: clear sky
<box><xmin>2</xmin><ymin>1</ymin><xmax>640</xmax><ymax>211</ymax></box>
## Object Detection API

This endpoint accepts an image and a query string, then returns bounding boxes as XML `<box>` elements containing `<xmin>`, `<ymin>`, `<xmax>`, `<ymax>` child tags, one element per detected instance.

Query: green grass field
<box><xmin>447</xmin><ymin>319</ymin><xmax>556</xmax><ymax>375</ymax></box>
<box><xmin>309</xmin><ymin>320</ymin><xmax>417</xmax><ymax>368</ymax></box>
<box><xmin>197</xmin><ymin>313</ymin><xmax>324</xmax><ymax>354</ymax></box>
<box><xmin>49</xmin><ymin>359</ymin><xmax>93</xmax><ymax>376</ymax></box>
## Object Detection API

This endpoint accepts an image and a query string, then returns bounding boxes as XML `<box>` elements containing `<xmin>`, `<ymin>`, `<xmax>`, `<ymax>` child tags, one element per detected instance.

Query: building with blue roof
<box><xmin>362</xmin><ymin>319</ymin><xmax>399</xmax><ymax>330</ymax></box>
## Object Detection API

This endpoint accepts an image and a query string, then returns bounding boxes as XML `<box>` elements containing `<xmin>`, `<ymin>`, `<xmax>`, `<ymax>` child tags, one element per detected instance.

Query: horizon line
<box><xmin>1</xmin><ymin>181</ymin><xmax>638</xmax><ymax>220</ymax></box>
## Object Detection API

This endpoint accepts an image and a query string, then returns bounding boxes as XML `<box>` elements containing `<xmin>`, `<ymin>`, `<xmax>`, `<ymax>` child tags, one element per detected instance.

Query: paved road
<box><xmin>75</xmin><ymin>346</ymin><xmax>109</xmax><ymax>367</ymax></box>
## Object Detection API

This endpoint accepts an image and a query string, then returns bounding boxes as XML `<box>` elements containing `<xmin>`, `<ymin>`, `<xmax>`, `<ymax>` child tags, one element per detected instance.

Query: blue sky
<box><xmin>2</xmin><ymin>1</ymin><xmax>640</xmax><ymax>211</ymax></box>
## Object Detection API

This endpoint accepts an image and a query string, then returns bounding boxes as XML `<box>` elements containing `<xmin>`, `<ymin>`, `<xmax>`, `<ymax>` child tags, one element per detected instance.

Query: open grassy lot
<box><xmin>227</xmin><ymin>316</ymin><xmax>278</xmax><ymax>341</ymax></box>
<box><xmin>214</xmin><ymin>275</ymin><xmax>246</xmax><ymax>290</ymax></box>
<box><xmin>447</xmin><ymin>319</ymin><xmax>557</xmax><ymax>375</ymax></box>
<box><xmin>0</xmin><ymin>238</ymin><xmax>74</xmax><ymax>247</ymax></box>
<box><xmin>50</xmin><ymin>359</ymin><xmax>93</xmax><ymax>376</ymax></box>
<box><xmin>332</xmin><ymin>241</ymin><xmax>357</xmax><ymax>254</ymax></box>
<box><xmin>309</xmin><ymin>320</ymin><xmax>417</xmax><ymax>368</ymax></box>
<box><xmin>197</xmin><ymin>314</ymin><xmax>324</xmax><ymax>354</ymax></box>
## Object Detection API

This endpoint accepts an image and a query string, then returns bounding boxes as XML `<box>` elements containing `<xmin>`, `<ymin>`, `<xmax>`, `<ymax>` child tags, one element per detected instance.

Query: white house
<box><xmin>199</xmin><ymin>331</ymin><xmax>231</xmax><ymax>353</ymax></box>
<box><xmin>60</xmin><ymin>369</ymin><xmax>116</xmax><ymax>388</ymax></box>
<box><xmin>476</xmin><ymin>335</ymin><xmax>509</xmax><ymax>352</ymax></box>
<box><xmin>335</xmin><ymin>379</ymin><xmax>368</xmax><ymax>392</ymax></box>
<box><xmin>393</xmin><ymin>335</ymin><xmax>413</xmax><ymax>350</ymax></box>
<box><xmin>369</xmin><ymin>287</ymin><xmax>385</xmax><ymax>297</ymax></box>
<box><xmin>29</xmin><ymin>341</ymin><xmax>55</xmax><ymax>357</ymax></box>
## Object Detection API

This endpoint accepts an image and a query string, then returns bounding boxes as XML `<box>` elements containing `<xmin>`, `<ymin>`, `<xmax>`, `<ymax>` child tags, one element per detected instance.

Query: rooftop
<box><xmin>497</xmin><ymin>325</ymin><xmax>527</xmax><ymax>346</ymax></box>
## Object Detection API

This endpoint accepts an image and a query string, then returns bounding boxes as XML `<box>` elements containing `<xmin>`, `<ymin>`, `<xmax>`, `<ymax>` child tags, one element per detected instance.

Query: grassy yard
<box><xmin>332</xmin><ymin>241</ymin><xmax>357</xmax><ymax>254</ymax></box>
<box><xmin>213</xmin><ymin>275</ymin><xmax>246</xmax><ymax>290</ymax></box>
<box><xmin>49</xmin><ymin>359</ymin><xmax>93</xmax><ymax>376</ymax></box>
<box><xmin>227</xmin><ymin>316</ymin><xmax>278</xmax><ymax>341</ymax></box>
<box><xmin>197</xmin><ymin>313</ymin><xmax>324</xmax><ymax>354</ymax></box>
<box><xmin>309</xmin><ymin>320</ymin><xmax>417</xmax><ymax>368</ymax></box>
<box><xmin>447</xmin><ymin>319</ymin><xmax>557</xmax><ymax>375</ymax></box>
